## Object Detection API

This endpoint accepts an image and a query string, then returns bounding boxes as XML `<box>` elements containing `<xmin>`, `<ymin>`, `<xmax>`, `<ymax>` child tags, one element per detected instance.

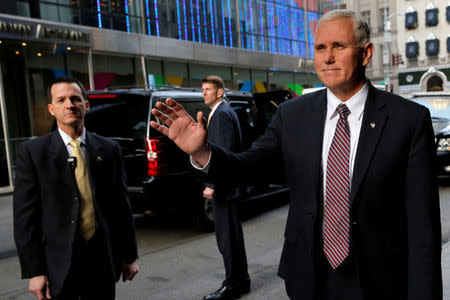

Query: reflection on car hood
<box><xmin>432</xmin><ymin>117</ymin><xmax>450</xmax><ymax>135</ymax></box>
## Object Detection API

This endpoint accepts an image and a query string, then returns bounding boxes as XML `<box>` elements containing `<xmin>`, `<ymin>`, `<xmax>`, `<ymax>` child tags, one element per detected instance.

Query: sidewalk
<box><xmin>0</xmin><ymin>193</ymin><xmax>449</xmax><ymax>299</ymax></box>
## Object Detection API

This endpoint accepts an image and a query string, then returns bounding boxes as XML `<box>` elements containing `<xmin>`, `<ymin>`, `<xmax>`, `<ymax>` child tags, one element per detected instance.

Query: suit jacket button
<box><xmin>308</xmin><ymin>250</ymin><xmax>312</xmax><ymax>255</ymax></box>
<box><xmin>71</xmin><ymin>220</ymin><xmax>75</xmax><ymax>224</ymax></box>
<box><xmin>74</xmin><ymin>196</ymin><xmax>78</xmax><ymax>201</ymax></box>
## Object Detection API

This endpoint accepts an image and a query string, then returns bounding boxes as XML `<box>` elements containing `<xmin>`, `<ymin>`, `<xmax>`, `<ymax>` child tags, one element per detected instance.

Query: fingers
<box><xmin>151</xmin><ymin>108</ymin><xmax>173</xmax><ymax>127</ymax></box>
<box><xmin>150</xmin><ymin>121</ymin><xmax>169</xmax><ymax>136</ymax></box>
<box><xmin>197</xmin><ymin>111</ymin><xmax>206</xmax><ymax>128</ymax></box>
<box><xmin>45</xmin><ymin>278</ymin><xmax>51</xmax><ymax>299</ymax></box>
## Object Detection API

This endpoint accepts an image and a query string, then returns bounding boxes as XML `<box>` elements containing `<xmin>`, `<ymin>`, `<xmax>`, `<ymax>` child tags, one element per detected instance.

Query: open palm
<box><xmin>150</xmin><ymin>98</ymin><xmax>209</xmax><ymax>162</ymax></box>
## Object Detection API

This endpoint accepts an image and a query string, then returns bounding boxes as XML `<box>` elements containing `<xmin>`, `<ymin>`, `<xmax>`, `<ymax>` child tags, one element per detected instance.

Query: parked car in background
<box><xmin>85</xmin><ymin>87</ymin><xmax>289</xmax><ymax>231</ymax></box>
<box><xmin>408</xmin><ymin>91</ymin><xmax>450</xmax><ymax>177</ymax></box>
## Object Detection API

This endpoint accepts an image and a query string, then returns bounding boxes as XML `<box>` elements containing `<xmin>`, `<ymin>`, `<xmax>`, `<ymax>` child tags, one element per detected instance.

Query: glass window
<box><xmin>190</xmin><ymin>63</ymin><xmax>232</xmax><ymax>88</ymax></box>
<box><xmin>268</xmin><ymin>71</ymin><xmax>293</xmax><ymax>91</ymax></box>
<box><xmin>0</xmin><ymin>39</ymin><xmax>89</xmax><ymax>146</ymax></box>
<box><xmin>164</xmin><ymin>61</ymin><xmax>189</xmax><ymax>87</ymax></box>
<box><xmin>146</xmin><ymin>59</ymin><xmax>164</xmax><ymax>88</ymax></box>
<box><xmin>93</xmin><ymin>54</ymin><xmax>144</xmax><ymax>89</ymax></box>
<box><xmin>233</xmin><ymin>68</ymin><xmax>251</xmax><ymax>91</ymax></box>
<box><xmin>252</xmin><ymin>69</ymin><xmax>267</xmax><ymax>93</ymax></box>
<box><xmin>40</xmin><ymin>3</ymin><xmax>60</xmax><ymax>22</ymax></box>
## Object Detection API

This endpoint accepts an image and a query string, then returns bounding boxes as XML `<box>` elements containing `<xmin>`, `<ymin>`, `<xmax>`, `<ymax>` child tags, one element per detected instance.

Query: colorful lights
<box><xmin>21</xmin><ymin>42</ymin><xmax>27</xmax><ymax>46</ymax></box>
<box><xmin>176</xmin><ymin>0</ymin><xmax>182</xmax><ymax>39</ymax></box>
<box><xmin>209</xmin><ymin>0</ymin><xmax>215</xmax><ymax>44</ymax></box>
<box><xmin>153</xmin><ymin>0</ymin><xmax>160</xmax><ymax>36</ymax></box>
<box><xmin>145</xmin><ymin>0</ymin><xmax>151</xmax><ymax>35</ymax></box>
<box><xmin>221</xmin><ymin>0</ymin><xmax>226</xmax><ymax>47</ymax></box>
<box><xmin>96</xmin><ymin>0</ymin><xmax>102</xmax><ymax>28</ymax></box>
<box><xmin>226</xmin><ymin>0</ymin><xmax>233</xmax><ymax>47</ymax></box>
<box><xmin>66</xmin><ymin>46</ymin><xmax>72</xmax><ymax>51</ymax></box>
<box><xmin>190</xmin><ymin>0</ymin><xmax>195</xmax><ymax>41</ymax></box>
<box><xmin>182</xmin><ymin>0</ymin><xmax>188</xmax><ymax>40</ymax></box>
<box><xmin>15</xmin><ymin>50</ymin><xmax>20</xmax><ymax>55</ymax></box>
<box><xmin>37</xmin><ymin>52</ymin><xmax>42</xmax><ymax>57</ymax></box>
<box><xmin>124</xmin><ymin>0</ymin><xmax>131</xmax><ymax>33</ymax></box>
<box><xmin>202</xmin><ymin>0</ymin><xmax>208</xmax><ymax>42</ymax></box>
<box><xmin>196</xmin><ymin>0</ymin><xmax>201</xmax><ymax>43</ymax></box>
<box><xmin>259</xmin><ymin>2</ymin><xmax>264</xmax><ymax>51</ymax></box>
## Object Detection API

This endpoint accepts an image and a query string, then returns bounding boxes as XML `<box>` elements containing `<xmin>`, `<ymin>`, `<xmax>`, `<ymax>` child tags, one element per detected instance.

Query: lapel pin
<box><xmin>370</xmin><ymin>123</ymin><xmax>376</xmax><ymax>128</ymax></box>
<box><xmin>96</xmin><ymin>156</ymin><xmax>103</xmax><ymax>162</ymax></box>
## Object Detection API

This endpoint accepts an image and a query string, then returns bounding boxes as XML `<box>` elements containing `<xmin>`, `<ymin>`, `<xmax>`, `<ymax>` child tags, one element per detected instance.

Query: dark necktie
<box><xmin>324</xmin><ymin>103</ymin><xmax>351</xmax><ymax>269</ymax></box>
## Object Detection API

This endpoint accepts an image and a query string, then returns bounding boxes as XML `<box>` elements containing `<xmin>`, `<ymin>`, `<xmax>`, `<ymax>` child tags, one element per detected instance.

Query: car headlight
<box><xmin>437</xmin><ymin>138</ymin><xmax>450</xmax><ymax>151</ymax></box>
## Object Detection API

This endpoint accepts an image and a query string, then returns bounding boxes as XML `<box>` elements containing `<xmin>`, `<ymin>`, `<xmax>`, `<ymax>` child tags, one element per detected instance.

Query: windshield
<box><xmin>409</xmin><ymin>96</ymin><xmax>450</xmax><ymax>120</ymax></box>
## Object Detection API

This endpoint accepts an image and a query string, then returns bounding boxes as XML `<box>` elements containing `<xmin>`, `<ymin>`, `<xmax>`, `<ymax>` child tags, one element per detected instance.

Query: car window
<box><xmin>149</xmin><ymin>95</ymin><xmax>209</xmax><ymax>137</ymax></box>
<box><xmin>85</xmin><ymin>95</ymin><xmax>149</xmax><ymax>141</ymax></box>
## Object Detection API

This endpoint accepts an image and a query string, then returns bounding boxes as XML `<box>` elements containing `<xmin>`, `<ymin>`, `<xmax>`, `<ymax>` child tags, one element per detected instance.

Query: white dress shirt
<box><xmin>58</xmin><ymin>127</ymin><xmax>87</xmax><ymax>158</ymax></box>
<box><xmin>322</xmin><ymin>83</ymin><xmax>369</xmax><ymax>192</ymax></box>
<box><xmin>207</xmin><ymin>100</ymin><xmax>223</xmax><ymax>125</ymax></box>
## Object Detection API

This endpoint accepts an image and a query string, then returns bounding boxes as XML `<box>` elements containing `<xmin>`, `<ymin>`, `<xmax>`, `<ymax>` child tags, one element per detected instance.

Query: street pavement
<box><xmin>0</xmin><ymin>192</ymin><xmax>449</xmax><ymax>299</ymax></box>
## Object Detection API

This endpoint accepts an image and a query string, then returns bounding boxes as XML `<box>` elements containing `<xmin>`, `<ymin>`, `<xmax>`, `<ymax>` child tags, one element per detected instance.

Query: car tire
<box><xmin>195</xmin><ymin>197</ymin><xmax>215</xmax><ymax>232</ymax></box>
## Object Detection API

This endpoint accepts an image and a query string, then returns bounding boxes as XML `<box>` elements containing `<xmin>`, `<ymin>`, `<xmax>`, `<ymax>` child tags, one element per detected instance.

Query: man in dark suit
<box><xmin>13</xmin><ymin>77</ymin><xmax>139</xmax><ymax>300</ymax></box>
<box><xmin>151</xmin><ymin>9</ymin><xmax>442</xmax><ymax>300</ymax></box>
<box><xmin>200</xmin><ymin>75</ymin><xmax>250</xmax><ymax>300</ymax></box>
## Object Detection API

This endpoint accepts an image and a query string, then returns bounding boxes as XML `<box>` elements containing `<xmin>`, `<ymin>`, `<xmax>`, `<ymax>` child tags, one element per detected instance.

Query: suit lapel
<box><xmin>308</xmin><ymin>91</ymin><xmax>327</xmax><ymax>211</ymax></box>
<box><xmin>350</xmin><ymin>85</ymin><xmax>388</xmax><ymax>205</ymax></box>
<box><xmin>49</xmin><ymin>130</ymin><xmax>74</xmax><ymax>181</ymax></box>
<box><xmin>84</xmin><ymin>131</ymin><xmax>102</xmax><ymax>198</ymax></box>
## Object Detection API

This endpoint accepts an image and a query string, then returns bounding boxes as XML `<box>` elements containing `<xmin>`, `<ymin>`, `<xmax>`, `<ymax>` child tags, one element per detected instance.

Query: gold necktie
<box><xmin>69</xmin><ymin>140</ymin><xmax>95</xmax><ymax>240</ymax></box>
<box><xmin>207</xmin><ymin>111</ymin><xmax>212</xmax><ymax>127</ymax></box>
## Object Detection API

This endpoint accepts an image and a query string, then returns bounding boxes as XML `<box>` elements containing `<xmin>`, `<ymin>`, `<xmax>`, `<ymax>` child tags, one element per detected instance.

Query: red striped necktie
<box><xmin>324</xmin><ymin>103</ymin><xmax>351</xmax><ymax>269</ymax></box>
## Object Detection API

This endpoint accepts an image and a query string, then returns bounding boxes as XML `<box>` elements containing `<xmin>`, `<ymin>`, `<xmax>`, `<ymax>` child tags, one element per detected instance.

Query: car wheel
<box><xmin>195</xmin><ymin>197</ymin><xmax>215</xmax><ymax>232</ymax></box>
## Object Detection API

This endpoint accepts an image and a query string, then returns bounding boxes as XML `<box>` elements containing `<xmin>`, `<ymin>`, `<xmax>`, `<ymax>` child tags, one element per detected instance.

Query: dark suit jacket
<box><xmin>13</xmin><ymin>130</ymin><xmax>138</xmax><ymax>294</ymax></box>
<box><xmin>206</xmin><ymin>101</ymin><xmax>243</xmax><ymax>201</ymax></box>
<box><xmin>207</xmin><ymin>83</ymin><xmax>442</xmax><ymax>299</ymax></box>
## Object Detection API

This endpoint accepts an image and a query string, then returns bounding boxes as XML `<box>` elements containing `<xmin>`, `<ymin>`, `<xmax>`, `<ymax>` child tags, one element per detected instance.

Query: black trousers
<box><xmin>314</xmin><ymin>250</ymin><xmax>364</xmax><ymax>300</ymax></box>
<box><xmin>54</xmin><ymin>233</ymin><xmax>115</xmax><ymax>300</ymax></box>
<box><xmin>212</xmin><ymin>197</ymin><xmax>249</xmax><ymax>287</ymax></box>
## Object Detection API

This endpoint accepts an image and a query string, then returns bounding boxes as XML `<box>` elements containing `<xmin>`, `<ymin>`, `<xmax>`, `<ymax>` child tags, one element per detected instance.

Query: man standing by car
<box><xmin>201</xmin><ymin>75</ymin><xmax>250</xmax><ymax>300</ymax></box>
<box><xmin>14</xmin><ymin>77</ymin><xmax>139</xmax><ymax>300</ymax></box>
<box><xmin>151</xmin><ymin>9</ymin><xmax>442</xmax><ymax>300</ymax></box>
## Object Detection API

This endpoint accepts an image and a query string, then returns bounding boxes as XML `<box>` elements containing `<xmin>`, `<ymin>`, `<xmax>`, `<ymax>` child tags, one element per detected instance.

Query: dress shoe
<box><xmin>203</xmin><ymin>285</ymin><xmax>240</xmax><ymax>300</ymax></box>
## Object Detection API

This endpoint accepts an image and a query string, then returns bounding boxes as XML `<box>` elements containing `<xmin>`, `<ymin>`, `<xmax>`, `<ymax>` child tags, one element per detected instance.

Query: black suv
<box><xmin>85</xmin><ymin>87</ymin><xmax>289</xmax><ymax>230</ymax></box>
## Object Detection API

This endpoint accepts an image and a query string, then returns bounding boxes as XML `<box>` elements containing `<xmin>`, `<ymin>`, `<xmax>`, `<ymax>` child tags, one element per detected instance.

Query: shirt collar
<box><xmin>209</xmin><ymin>100</ymin><xmax>223</xmax><ymax>116</ymax></box>
<box><xmin>326</xmin><ymin>82</ymin><xmax>369</xmax><ymax>120</ymax></box>
<box><xmin>58</xmin><ymin>127</ymin><xmax>87</xmax><ymax>146</ymax></box>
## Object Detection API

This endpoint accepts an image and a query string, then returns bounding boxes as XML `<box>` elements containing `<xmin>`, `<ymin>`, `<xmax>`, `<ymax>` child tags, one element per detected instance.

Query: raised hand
<box><xmin>150</xmin><ymin>98</ymin><xmax>210</xmax><ymax>166</ymax></box>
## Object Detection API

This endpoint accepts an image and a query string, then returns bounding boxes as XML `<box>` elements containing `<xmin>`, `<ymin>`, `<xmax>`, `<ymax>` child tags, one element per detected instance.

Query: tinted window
<box><xmin>149</xmin><ymin>95</ymin><xmax>209</xmax><ymax>137</ymax></box>
<box><xmin>85</xmin><ymin>94</ymin><xmax>149</xmax><ymax>141</ymax></box>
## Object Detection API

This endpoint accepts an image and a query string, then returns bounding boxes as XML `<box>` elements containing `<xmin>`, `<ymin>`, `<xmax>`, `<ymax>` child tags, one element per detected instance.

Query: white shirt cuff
<box><xmin>190</xmin><ymin>152</ymin><xmax>211</xmax><ymax>173</ymax></box>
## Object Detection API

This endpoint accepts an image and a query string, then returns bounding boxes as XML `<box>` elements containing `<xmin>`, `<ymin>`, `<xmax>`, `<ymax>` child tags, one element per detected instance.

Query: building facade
<box><xmin>396</xmin><ymin>0</ymin><xmax>450</xmax><ymax>97</ymax></box>
<box><xmin>0</xmin><ymin>0</ymin><xmax>341</xmax><ymax>190</ymax></box>
<box><xmin>343</xmin><ymin>0</ymin><xmax>401</xmax><ymax>92</ymax></box>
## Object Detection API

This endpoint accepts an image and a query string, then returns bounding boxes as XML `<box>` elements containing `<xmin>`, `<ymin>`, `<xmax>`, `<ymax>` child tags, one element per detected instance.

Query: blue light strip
<box><xmin>221</xmin><ymin>0</ymin><xmax>227</xmax><ymax>47</ymax></box>
<box><xmin>154</xmin><ymin>0</ymin><xmax>160</xmax><ymax>36</ymax></box>
<box><xmin>145</xmin><ymin>0</ymin><xmax>151</xmax><ymax>35</ymax></box>
<box><xmin>239</xmin><ymin>0</ymin><xmax>244</xmax><ymax>48</ymax></box>
<box><xmin>197</xmin><ymin>0</ymin><xmax>201</xmax><ymax>42</ymax></box>
<box><xmin>190</xmin><ymin>0</ymin><xmax>196</xmax><ymax>41</ymax></box>
<box><xmin>182</xmin><ymin>0</ymin><xmax>188</xmax><ymax>40</ymax></box>
<box><xmin>259</xmin><ymin>2</ymin><xmax>264</xmax><ymax>52</ymax></box>
<box><xmin>124</xmin><ymin>0</ymin><xmax>131</xmax><ymax>33</ymax></box>
<box><xmin>227</xmin><ymin>0</ymin><xmax>233</xmax><ymax>47</ymax></box>
<box><xmin>243</xmin><ymin>0</ymin><xmax>248</xmax><ymax>49</ymax></box>
<box><xmin>96</xmin><ymin>0</ymin><xmax>102</xmax><ymax>28</ymax></box>
<box><xmin>202</xmin><ymin>0</ymin><xmax>208</xmax><ymax>42</ymax></box>
<box><xmin>176</xmin><ymin>0</ymin><xmax>182</xmax><ymax>39</ymax></box>
<box><xmin>209</xmin><ymin>0</ymin><xmax>216</xmax><ymax>44</ymax></box>
<box><xmin>248</xmin><ymin>0</ymin><xmax>254</xmax><ymax>50</ymax></box>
